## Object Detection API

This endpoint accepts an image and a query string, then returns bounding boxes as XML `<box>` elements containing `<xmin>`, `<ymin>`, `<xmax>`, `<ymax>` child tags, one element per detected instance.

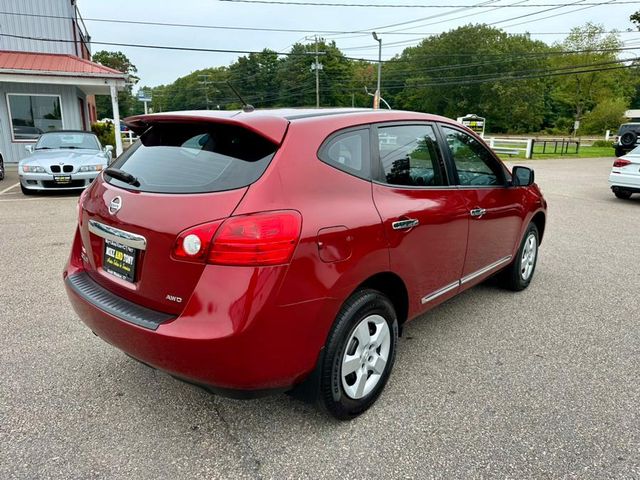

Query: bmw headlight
<box><xmin>22</xmin><ymin>165</ymin><xmax>45</xmax><ymax>173</ymax></box>
<box><xmin>79</xmin><ymin>165</ymin><xmax>104</xmax><ymax>172</ymax></box>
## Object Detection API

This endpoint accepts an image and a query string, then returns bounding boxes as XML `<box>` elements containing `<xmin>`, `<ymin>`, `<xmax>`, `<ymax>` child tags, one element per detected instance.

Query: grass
<box><xmin>497</xmin><ymin>145</ymin><xmax>615</xmax><ymax>160</ymax></box>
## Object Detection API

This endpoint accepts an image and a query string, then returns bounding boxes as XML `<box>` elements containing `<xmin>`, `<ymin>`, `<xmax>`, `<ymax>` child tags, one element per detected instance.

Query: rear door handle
<box><xmin>392</xmin><ymin>218</ymin><xmax>420</xmax><ymax>230</ymax></box>
<box><xmin>470</xmin><ymin>208</ymin><xmax>486</xmax><ymax>218</ymax></box>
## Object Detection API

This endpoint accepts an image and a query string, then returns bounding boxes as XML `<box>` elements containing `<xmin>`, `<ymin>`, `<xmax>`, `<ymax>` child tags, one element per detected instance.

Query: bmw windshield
<box><xmin>36</xmin><ymin>132</ymin><xmax>100</xmax><ymax>151</ymax></box>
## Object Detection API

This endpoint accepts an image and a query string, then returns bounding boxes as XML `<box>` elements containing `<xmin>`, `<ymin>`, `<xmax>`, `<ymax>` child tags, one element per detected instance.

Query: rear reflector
<box><xmin>613</xmin><ymin>159</ymin><xmax>632</xmax><ymax>167</ymax></box>
<box><xmin>172</xmin><ymin>211</ymin><xmax>302</xmax><ymax>266</ymax></box>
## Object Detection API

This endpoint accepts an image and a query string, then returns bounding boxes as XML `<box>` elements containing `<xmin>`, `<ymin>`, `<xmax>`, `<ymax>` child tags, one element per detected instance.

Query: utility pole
<box><xmin>199</xmin><ymin>74</ymin><xmax>212</xmax><ymax>110</ymax></box>
<box><xmin>372</xmin><ymin>32</ymin><xmax>382</xmax><ymax>110</ymax></box>
<box><xmin>310</xmin><ymin>36</ymin><xmax>323</xmax><ymax>108</ymax></box>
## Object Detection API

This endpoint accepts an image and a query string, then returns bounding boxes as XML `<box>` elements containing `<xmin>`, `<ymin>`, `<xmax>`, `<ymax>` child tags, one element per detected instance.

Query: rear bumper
<box><xmin>63</xmin><ymin>229</ymin><xmax>336</xmax><ymax>393</ymax></box>
<box><xmin>609</xmin><ymin>172</ymin><xmax>640</xmax><ymax>190</ymax></box>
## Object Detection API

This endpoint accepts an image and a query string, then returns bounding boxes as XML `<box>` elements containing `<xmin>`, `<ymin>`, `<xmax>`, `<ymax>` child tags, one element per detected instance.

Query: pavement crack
<box><xmin>211</xmin><ymin>398</ymin><xmax>263</xmax><ymax>479</ymax></box>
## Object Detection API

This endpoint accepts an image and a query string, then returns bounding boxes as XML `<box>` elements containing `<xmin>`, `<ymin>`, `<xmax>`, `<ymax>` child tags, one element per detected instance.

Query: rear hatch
<box><xmin>77</xmin><ymin>116</ymin><xmax>287</xmax><ymax>314</ymax></box>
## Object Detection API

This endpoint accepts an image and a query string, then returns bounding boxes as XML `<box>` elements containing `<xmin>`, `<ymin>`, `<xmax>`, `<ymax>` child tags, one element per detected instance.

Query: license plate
<box><xmin>53</xmin><ymin>175</ymin><xmax>71</xmax><ymax>184</ymax></box>
<box><xmin>103</xmin><ymin>239</ymin><xmax>137</xmax><ymax>282</ymax></box>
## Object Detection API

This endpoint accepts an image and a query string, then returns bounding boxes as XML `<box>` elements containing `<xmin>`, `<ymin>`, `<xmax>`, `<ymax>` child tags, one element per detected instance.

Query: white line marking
<box><xmin>0</xmin><ymin>182</ymin><xmax>19</xmax><ymax>195</ymax></box>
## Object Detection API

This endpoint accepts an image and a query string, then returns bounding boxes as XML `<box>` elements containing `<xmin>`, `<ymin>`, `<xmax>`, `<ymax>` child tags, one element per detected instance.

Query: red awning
<box><xmin>0</xmin><ymin>50</ymin><xmax>126</xmax><ymax>79</ymax></box>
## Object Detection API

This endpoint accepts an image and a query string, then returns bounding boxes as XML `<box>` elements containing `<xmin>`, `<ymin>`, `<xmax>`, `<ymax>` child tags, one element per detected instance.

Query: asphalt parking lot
<box><xmin>1</xmin><ymin>157</ymin><xmax>639</xmax><ymax>479</ymax></box>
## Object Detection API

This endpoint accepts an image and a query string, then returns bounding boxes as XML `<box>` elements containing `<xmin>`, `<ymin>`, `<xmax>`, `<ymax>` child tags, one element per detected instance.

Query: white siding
<box><xmin>0</xmin><ymin>0</ymin><xmax>80</xmax><ymax>56</ymax></box>
<box><xmin>0</xmin><ymin>82</ymin><xmax>86</xmax><ymax>163</ymax></box>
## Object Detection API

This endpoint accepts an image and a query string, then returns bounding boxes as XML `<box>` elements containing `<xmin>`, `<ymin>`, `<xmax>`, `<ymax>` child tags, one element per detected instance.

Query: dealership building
<box><xmin>0</xmin><ymin>0</ymin><xmax>127</xmax><ymax>164</ymax></box>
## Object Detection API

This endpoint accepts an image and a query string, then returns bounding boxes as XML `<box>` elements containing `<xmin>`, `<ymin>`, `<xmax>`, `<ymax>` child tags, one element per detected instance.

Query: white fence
<box><xmin>121</xmin><ymin>131</ymin><xmax>138</xmax><ymax>146</ymax></box>
<box><xmin>486</xmin><ymin>137</ymin><xmax>534</xmax><ymax>159</ymax></box>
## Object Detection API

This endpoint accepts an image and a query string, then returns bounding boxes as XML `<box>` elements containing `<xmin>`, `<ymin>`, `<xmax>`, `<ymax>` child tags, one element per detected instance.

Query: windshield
<box><xmin>105</xmin><ymin>123</ymin><xmax>278</xmax><ymax>194</ymax></box>
<box><xmin>36</xmin><ymin>132</ymin><xmax>100</xmax><ymax>151</ymax></box>
<box><xmin>618</xmin><ymin>124</ymin><xmax>640</xmax><ymax>135</ymax></box>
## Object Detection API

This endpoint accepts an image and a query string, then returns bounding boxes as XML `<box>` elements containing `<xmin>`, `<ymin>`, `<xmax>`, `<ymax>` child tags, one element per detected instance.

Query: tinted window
<box><xmin>618</xmin><ymin>124</ymin><xmax>640</xmax><ymax>134</ymax></box>
<box><xmin>442</xmin><ymin>127</ymin><xmax>503</xmax><ymax>186</ymax></box>
<box><xmin>319</xmin><ymin>129</ymin><xmax>369</xmax><ymax>178</ymax></box>
<box><xmin>378</xmin><ymin>124</ymin><xmax>445</xmax><ymax>187</ymax></box>
<box><xmin>8</xmin><ymin>94</ymin><xmax>62</xmax><ymax>141</ymax></box>
<box><xmin>106</xmin><ymin>123</ymin><xmax>277</xmax><ymax>194</ymax></box>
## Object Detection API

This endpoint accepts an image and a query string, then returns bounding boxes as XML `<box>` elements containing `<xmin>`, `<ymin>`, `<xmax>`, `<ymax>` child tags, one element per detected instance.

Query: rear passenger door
<box><xmin>371</xmin><ymin>123</ymin><xmax>469</xmax><ymax>312</ymax></box>
<box><xmin>439</xmin><ymin>125</ymin><xmax>524</xmax><ymax>283</ymax></box>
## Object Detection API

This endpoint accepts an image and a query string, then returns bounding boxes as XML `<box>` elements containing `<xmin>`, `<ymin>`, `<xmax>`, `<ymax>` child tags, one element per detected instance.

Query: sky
<box><xmin>78</xmin><ymin>0</ymin><xmax>640</xmax><ymax>89</ymax></box>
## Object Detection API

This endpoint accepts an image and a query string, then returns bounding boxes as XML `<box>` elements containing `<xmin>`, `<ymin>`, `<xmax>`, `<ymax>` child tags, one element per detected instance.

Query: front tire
<box><xmin>319</xmin><ymin>289</ymin><xmax>398</xmax><ymax>420</ymax></box>
<box><xmin>20</xmin><ymin>184</ymin><xmax>35</xmax><ymax>196</ymax></box>
<box><xmin>500</xmin><ymin>223</ymin><xmax>539</xmax><ymax>291</ymax></box>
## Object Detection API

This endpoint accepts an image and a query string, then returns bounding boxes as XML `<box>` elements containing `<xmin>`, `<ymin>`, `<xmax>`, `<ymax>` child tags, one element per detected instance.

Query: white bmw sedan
<box><xmin>610</xmin><ymin>145</ymin><xmax>640</xmax><ymax>200</ymax></box>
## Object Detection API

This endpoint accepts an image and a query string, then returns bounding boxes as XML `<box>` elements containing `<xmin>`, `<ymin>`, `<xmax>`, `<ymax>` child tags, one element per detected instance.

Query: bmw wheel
<box><xmin>319</xmin><ymin>289</ymin><xmax>398</xmax><ymax>420</ymax></box>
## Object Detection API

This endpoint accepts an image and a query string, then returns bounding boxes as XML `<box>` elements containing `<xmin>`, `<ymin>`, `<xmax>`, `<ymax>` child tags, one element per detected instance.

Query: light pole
<box><xmin>372</xmin><ymin>31</ymin><xmax>382</xmax><ymax>110</ymax></box>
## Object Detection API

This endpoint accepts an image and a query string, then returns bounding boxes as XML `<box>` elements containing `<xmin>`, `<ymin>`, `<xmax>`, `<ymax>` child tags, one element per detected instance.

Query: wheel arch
<box><xmin>531</xmin><ymin>211</ymin><xmax>546</xmax><ymax>244</ymax></box>
<box><xmin>355</xmin><ymin>271</ymin><xmax>409</xmax><ymax>327</ymax></box>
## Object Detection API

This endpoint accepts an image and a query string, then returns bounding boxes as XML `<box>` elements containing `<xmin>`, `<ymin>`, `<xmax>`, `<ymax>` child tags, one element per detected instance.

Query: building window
<box><xmin>7</xmin><ymin>94</ymin><xmax>64</xmax><ymax>141</ymax></box>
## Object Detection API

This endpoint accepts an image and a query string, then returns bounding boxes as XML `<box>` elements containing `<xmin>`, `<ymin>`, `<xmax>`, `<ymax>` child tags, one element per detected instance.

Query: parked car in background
<box><xmin>613</xmin><ymin>122</ymin><xmax>640</xmax><ymax>157</ymax></box>
<box><xmin>19</xmin><ymin>131</ymin><xmax>113</xmax><ymax>195</ymax></box>
<box><xmin>64</xmin><ymin>108</ymin><xmax>547</xmax><ymax>419</ymax></box>
<box><xmin>610</xmin><ymin>145</ymin><xmax>640</xmax><ymax>199</ymax></box>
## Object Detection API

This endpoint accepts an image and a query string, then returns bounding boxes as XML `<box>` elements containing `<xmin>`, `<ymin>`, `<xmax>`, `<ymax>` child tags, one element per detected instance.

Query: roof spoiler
<box><xmin>123</xmin><ymin>112</ymin><xmax>289</xmax><ymax>145</ymax></box>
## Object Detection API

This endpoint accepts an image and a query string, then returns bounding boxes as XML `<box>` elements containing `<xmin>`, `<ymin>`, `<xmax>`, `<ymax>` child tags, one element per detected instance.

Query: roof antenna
<box><xmin>227</xmin><ymin>81</ymin><xmax>254</xmax><ymax>113</ymax></box>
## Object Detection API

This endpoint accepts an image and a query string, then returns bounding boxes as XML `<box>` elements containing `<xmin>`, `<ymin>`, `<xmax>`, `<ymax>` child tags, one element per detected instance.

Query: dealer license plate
<box><xmin>103</xmin><ymin>239</ymin><xmax>137</xmax><ymax>282</ymax></box>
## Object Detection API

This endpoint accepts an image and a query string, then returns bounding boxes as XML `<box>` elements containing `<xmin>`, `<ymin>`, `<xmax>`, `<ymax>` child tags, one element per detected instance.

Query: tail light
<box><xmin>173</xmin><ymin>210</ymin><xmax>302</xmax><ymax>266</ymax></box>
<box><xmin>613</xmin><ymin>159</ymin><xmax>631</xmax><ymax>168</ymax></box>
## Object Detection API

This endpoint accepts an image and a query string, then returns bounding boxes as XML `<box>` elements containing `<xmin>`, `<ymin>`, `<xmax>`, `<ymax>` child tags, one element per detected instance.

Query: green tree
<box><xmin>229</xmin><ymin>50</ymin><xmax>280</xmax><ymax>107</ymax></box>
<box><xmin>385</xmin><ymin>25</ymin><xmax>551</xmax><ymax>132</ymax></box>
<box><xmin>92</xmin><ymin>50</ymin><xmax>139</xmax><ymax>119</ymax></box>
<box><xmin>549</xmin><ymin>23</ymin><xmax>631</xmax><ymax>133</ymax></box>
<box><xmin>582</xmin><ymin>98</ymin><xmax>628</xmax><ymax>134</ymax></box>
<box><xmin>276</xmin><ymin>40</ymin><xmax>356</xmax><ymax>107</ymax></box>
<box><xmin>631</xmin><ymin>10</ymin><xmax>640</xmax><ymax>30</ymax></box>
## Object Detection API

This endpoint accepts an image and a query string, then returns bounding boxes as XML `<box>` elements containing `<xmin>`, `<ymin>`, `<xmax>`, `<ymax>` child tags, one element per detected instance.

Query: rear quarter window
<box><xmin>317</xmin><ymin>128</ymin><xmax>371</xmax><ymax>180</ymax></box>
<box><xmin>106</xmin><ymin>123</ymin><xmax>278</xmax><ymax>194</ymax></box>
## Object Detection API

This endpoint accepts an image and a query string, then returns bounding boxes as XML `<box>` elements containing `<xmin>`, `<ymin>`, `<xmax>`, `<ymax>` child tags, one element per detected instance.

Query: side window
<box><xmin>319</xmin><ymin>129</ymin><xmax>370</xmax><ymax>179</ymax></box>
<box><xmin>377</xmin><ymin>124</ymin><xmax>446</xmax><ymax>187</ymax></box>
<box><xmin>441</xmin><ymin>126</ymin><xmax>504</xmax><ymax>186</ymax></box>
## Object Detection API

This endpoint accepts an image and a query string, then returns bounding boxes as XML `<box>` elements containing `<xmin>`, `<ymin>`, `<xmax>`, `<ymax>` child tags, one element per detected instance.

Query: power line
<box><xmin>219</xmin><ymin>0</ymin><xmax>638</xmax><ymax>6</ymax></box>
<box><xmin>0</xmin><ymin>10</ymin><xmax>632</xmax><ymax>39</ymax></box>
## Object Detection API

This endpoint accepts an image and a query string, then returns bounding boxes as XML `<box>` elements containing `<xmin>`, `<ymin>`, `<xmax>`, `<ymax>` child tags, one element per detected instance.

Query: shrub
<box><xmin>91</xmin><ymin>121</ymin><xmax>116</xmax><ymax>148</ymax></box>
<box><xmin>592</xmin><ymin>140</ymin><xmax>614</xmax><ymax>147</ymax></box>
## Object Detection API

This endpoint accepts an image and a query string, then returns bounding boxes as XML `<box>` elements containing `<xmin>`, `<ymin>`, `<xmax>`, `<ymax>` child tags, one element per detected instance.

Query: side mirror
<box><xmin>511</xmin><ymin>166</ymin><xmax>534</xmax><ymax>187</ymax></box>
<box><xmin>105</xmin><ymin>145</ymin><xmax>114</xmax><ymax>153</ymax></box>
<box><xmin>25</xmin><ymin>145</ymin><xmax>34</xmax><ymax>154</ymax></box>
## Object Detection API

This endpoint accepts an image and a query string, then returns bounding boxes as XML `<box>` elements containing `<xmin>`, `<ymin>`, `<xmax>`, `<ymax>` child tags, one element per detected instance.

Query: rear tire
<box><xmin>499</xmin><ymin>223</ymin><xmax>539</xmax><ymax>292</ymax></box>
<box><xmin>614</xmin><ymin>146</ymin><xmax>625</xmax><ymax>158</ymax></box>
<box><xmin>614</xmin><ymin>189</ymin><xmax>632</xmax><ymax>199</ymax></box>
<box><xmin>319</xmin><ymin>289</ymin><xmax>398</xmax><ymax>420</ymax></box>
<box><xmin>0</xmin><ymin>155</ymin><xmax>4</xmax><ymax>181</ymax></box>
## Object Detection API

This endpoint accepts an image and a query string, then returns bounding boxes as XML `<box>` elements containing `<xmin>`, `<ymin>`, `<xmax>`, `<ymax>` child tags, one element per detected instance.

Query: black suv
<box><xmin>614</xmin><ymin>123</ymin><xmax>640</xmax><ymax>157</ymax></box>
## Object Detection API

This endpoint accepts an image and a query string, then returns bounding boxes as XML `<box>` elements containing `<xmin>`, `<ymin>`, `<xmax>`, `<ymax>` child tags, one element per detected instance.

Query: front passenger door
<box><xmin>440</xmin><ymin>125</ymin><xmax>524</xmax><ymax>283</ymax></box>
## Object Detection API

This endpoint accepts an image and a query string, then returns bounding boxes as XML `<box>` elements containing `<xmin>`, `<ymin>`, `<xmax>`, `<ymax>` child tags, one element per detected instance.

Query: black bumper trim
<box><xmin>66</xmin><ymin>272</ymin><xmax>174</xmax><ymax>330</ymax></box>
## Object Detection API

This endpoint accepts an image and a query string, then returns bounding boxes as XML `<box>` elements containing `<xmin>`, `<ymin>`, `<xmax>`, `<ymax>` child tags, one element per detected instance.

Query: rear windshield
<box><xmin>105</xmin><ymin>123</ymin><xmax>278</xmax><ymax>193</ymax></box>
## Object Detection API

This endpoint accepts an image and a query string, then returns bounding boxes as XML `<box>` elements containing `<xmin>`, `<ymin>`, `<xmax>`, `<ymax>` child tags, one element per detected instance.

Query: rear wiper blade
<box><xmin>104</xmin><ymin>168</ymin><xmax>140</xmax><ymax>187</ymax></box>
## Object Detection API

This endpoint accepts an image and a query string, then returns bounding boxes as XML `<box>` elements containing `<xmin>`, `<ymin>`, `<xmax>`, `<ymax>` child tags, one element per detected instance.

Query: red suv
<box><xmin>64</xmin><ymin>109</ymin><xmax>547</xmax><ymax>419</ymax></box>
